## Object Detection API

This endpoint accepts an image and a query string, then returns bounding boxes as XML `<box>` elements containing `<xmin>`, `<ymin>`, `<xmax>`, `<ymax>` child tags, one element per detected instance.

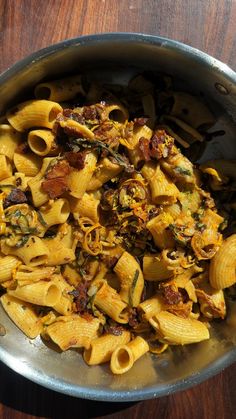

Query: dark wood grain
<box><xmin>0</xmin><ymin>0</ymin><xmax>236</xmax><ymax>418</ymax></box>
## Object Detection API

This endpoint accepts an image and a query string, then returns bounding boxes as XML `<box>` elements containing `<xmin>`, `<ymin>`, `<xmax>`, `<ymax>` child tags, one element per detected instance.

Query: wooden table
<box><xmin>0</xmin><ymin>1</ymin><xmax>236</xmax><ymax>418</ymax></box>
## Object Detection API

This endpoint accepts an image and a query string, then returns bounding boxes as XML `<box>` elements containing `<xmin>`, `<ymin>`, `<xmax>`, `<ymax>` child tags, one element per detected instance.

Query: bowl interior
<box><xmin>0</xmin><ymin>34</ymin><xmax>236</xmax><ymax>401</ymax></box>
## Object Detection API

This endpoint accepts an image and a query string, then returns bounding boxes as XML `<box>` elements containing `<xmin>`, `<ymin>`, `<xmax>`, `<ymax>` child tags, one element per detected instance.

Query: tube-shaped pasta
<box><xmin>87</xmin><ymin>157</ymin><xmax>123</xmax><ymax>191</ymax></box>
<box><xmin>0</xmin><ymin>155</ymin><xmax>12</xmax><ymax>180</ymax></box>
<box><xmin>70</xmin><ymin>193</ymin><xmax>99</xmax><ymax>222</ymax></box>
<box><xmin>93</xmin><ymin>280</ymin><xmax>129</xmax><ymax>324</ymax></box>
<box><xmin>103</xmin><ymin>103</ymin><xmax>129</xmax><ymax>123</ymax></box>
<box><xmin>147</xmin><ymin>213</ymin><xmax>175</xmax><ymax>249</ymax></box>
<box><xmin>68</xmin><ymin>152</ymin><xmax>97</xmax><ymax>199</ymax></box>
<box><xmin>9</xmin><ymin>280</ymin><xmax>61</xmax><ymax>307</ymax></box>
<box><xmin>0</xmin><ymin>124</ymin><xmax>22</xmax><ymax>160</ymax></box>
<box><xmin>46</xmin><ymin>315</ymin><xmax>100</xmax><ymax>350</ymax></box>
<box><xmin>83</xmin><ymin>331</ymin><xmax>131</xmax><ymax>365</ymax></box>
<box><xmin>14</xmin><ymin>265</ymin><xmax>55</xmax><ymax>286</ymax></box>
<box><xmin>110</xmin><ymin>336</ymin><xmax>149</xmax><ymax>374</ymax></box>
<box><xmin>13</xmin><ymin>152</ymin><xmax>42</xmax><ymax>177</ymax></box>
<box><xmin>0</xmin><ymin>294</ymin><xmax>43</xmax><ymax>339</ymax></box>
<box><xmin>28</xmin><ymin>157</ymin><xmax>55</xmax><ymax>206</ymax></box>
<box><xmin>39</xmin><ymin>199</ymin><xmax>70</xmax><ymax>228</ymax></box>
<box><xmin>128</xmin><ymin>125</ymin><xmax>153</xmax><ymax>166</ymax></box>
<box><xmin>209</xmin><ymin>234</ymin><xmax>236</xmax><ymax>289</ymax></box>
<box><xmin>59</xmin><ymin>119</ymin><xmax>94</xmax><ymax>139</ymax></box>
<box><xmin>28</xmin><ymin>129</ymin><xmax>57</xmax><ymax>156</ymax></box>
<box><xmin>143</xmin><ymin>253</ymin><xmax>174</xmax><ymax>281</ymax></box>
<box><xmin>150</xmin><ymin>311</ymin><xmax>209</xmax><ymax>344</ymax></box>
<box><xmin>1</xmin><ymin>236</ymin><xmax>49</xmax><ymax>266</ymax></box>
<box><xmin>34</xmin><ymin>75</ymin><xmax>85</xmax><ymax>102</ymax></box>
<box><xmin>142</xmin><ymin>162</ymin><xmax>179</xmax><ymax>205</ymax></box>
<box><xmin>51</xmin><ymin>274</ymin><xmax>74</xmax><ymax>315</ymax></box>
<box><xmin>138</xmin><ymin>295</ymin><xmax>164</xmax><ymax>320</ymax></box>
<box><xmin>0</xmin><ymin>255</ymin><xmax>21</xmax><ymax>283</ymax></box>
<box><xmin>42</xmin><ymin>237</ymin><xmax>75</xmax><ymax>266</ymax></box>
<box><xmin>114</xmin><ymin>251</ymin><xmax>144</xmax><ymax>307</ymax></box>
<box><xmin>7</xmin><ymin>100</ymin><xmax>62</xmax><ymax>132</ymax></box>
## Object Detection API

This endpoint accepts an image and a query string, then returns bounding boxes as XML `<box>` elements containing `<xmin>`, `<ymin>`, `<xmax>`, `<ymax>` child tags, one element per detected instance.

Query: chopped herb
<box><xmin>15</xmin><ymin>235</ymin><xmax>29</xmax><ymax>248</ymax></box>
<box><xmin>175</xmin><ymin>166</ymin><xmax>192</xmax><ymax>176</ymax></box>
<box><xmin>128</xmin><ymin>269</ymin><xmax>139</xmax><ymax>307</ymax></box>
<box><xmin>37</xmin><ymin>211</ymin><xmax>48</xmax><ymax>227</ymax></box>
<box><xmin>69</xmin><ymin>137</ymin><xmax>134</xmax><ymax>172</ymax></box>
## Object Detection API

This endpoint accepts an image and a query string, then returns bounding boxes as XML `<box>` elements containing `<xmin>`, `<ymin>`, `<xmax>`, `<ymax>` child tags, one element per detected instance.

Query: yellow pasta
<box><xmin>68</xmin><ymin>152</ymin><xmax>97</xmax><ymax>199</ymax></box>
<box><xmin>6</xmin><ymin>100</ymin><xmax>62</xmax><ymax>132</ymax></box>
<box><xmin>0</xmin><ymin>255</ymin><xmax>21</xmax><ymax>283</ymax></box>
<box><xmin>150</xmin><ymin>311</ymin><xmax>209</xmax><ymax>344</ymax></box>
<box><xmin>114</xmin><ymin>251</ymin><xmax>144</xmax><ymax>307</ymax></box>
<box><xmin>0</xmin><ymin>124</ymin><xmax>22</xmax><ymax>160</ymax></box>
<box><xmin>46</xmin><ymin>315</ymin><xmax>100</xmax><ymax>350</ymax></box>
<box><xmin>13</xmin><ymin>152</ymin><xmax>42</xmax><ymax>177</ymax></box>
<box><xmin>8</xmin><ymin>280</ymin><xmax>61</xmax><ymax>307</ymax></box>
<box><xmin>83</xmin><ymin>331</ymin><xmax>131</xmax><ymax>365</ymax></box>
<box><xmin>28</xmin><ymin>129</ymin><xmax>57</xmax><ymax>156</ymax></box>
<box><xmin>0</xmin><ymin>155</ymin><xmax>12</xmax><ymax>180</ymax></box>
<box><xmin>34</xmin><ymin>75</ymin><xmax>85</xmax><ymax>102</ymax></box>
<box><xmin>209</xmin><ymin>234</ymin><xmax>236</xmax><ymax>289</ymax></box>
<box><xmin>110</xmin><ymin>336</ymin><xmax>149</xmax><ymax>374</ymax></box>
<box><xmin>92</xmin><ymin>280</ymin><xmax>129</xmax><ymax>324</ymax></box>
<box><xmin>39</xmin><ymin>199</ymin><xmax>70</xmax><ymax>228</ymax></box>
<box><xmin>0</xmin><ymin>83</ymin><xmax>232</xmax><ymax>376</ymax></box>
<box><xmin>0</xmin><ymin>294</ymin><xmax>43</xmax><ymax>338</ymax></box>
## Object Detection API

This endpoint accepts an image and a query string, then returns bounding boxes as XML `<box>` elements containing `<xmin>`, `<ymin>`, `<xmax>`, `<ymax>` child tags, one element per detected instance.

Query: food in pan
<box><xmin>0</xmin><ymin>73</ymin><xmax>235</xmax><ymax>375</ymax></box>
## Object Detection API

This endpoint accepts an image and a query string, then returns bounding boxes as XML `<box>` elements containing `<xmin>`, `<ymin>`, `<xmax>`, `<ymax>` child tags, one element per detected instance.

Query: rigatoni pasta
<box><xmin>0</xmin><ymin>73</ymin><xmax>235</xmax><ymax>376</ymax></box>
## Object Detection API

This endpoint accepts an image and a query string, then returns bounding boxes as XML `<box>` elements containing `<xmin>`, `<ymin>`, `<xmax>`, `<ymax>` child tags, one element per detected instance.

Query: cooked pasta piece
<box><xmin>68</xmin><ymin>152</ymin><xmax>97</xmax><ymax>199</ymax></box>
<box><xmin>114</xmin><ymin>251</ymin><xmax>144</xmax><ymax>307</ymax></box>
<box><xmin>0</xmin><ymin>155</ymin><xmax>12</xmax><ymax>180</ymax></box>
<box><xmin>28</xmin><ymin>129</ymin><xmax>57</xmax><ymax>156</ymax></box>
<box><xmin>83</xmin><ymin>331</ymin><xmax>131</xmax><ymax>365</ymax></box>
<box><xmin>8</xmin><ymin>280</ymin><xmax>61</xmax><ymax>307</ymax></box>
<box><xmin>34</xmin><ymin>75</ymin><xmax>85</xmax><ymax>102</ymax></box>
<box><xmin>46</xmin><ymin>315</ymin><xmax>100</xmax><ymax>350</ymax></box>
<box><xmin>92</xmin><ymin>280</ymin><xmax>129</xmax><ymax>324</ymax></box>
<box><xmin>0</xmin><ymin>294</ymin><xmax>43</xmax><ymax>338</ymax></box>
<box><xmin>7</xmin><ymin>100</ymin><xmax>62</xmax><ymax>132</ymax></box>
<box><xmin>0</xmin><ymin>124</ymin><xmax>22</xmax><ymax>160</ymax></box>
<box><xmin>142</xmin><ymin>162</ymin><xmax>179</xmax><ymax>205</ymax></box>
<box><xmin>39</xmin><ymin>199</ymin><xmax>70</xmax><ymax>228</ymax></box>
<box><xmin>0</xmin><ymin>255</ymin><xmax>21</xmax><ymax>283</ymax></box>
<box><xmin>150</xmin><ymin>311</ymin><xmax>210</xmax><ymax>344</ymax></box>
<box><xmin>110</xmin><ymin>336</ymin><xmax>149</xmax><ymax>374</ymax></box>
<box><xmin>209</xmin><ymin>234</ymin><xmax>236</xmax><ymax>289</ymax></box>
<box><xmin>1</xmin><ymin>236</ymin><xmax>49</xmax><ymax>267</ymax></box>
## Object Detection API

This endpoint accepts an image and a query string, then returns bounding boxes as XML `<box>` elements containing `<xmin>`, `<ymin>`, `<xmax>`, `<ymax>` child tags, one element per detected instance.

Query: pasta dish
<box><xmin>0</xmin><ymin>73</ymin><xmax>235</xmax><ymax>374</ymax></box>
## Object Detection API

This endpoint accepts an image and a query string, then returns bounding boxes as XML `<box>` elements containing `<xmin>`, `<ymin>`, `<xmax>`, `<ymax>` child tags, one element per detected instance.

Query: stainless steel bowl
<box><xmin>0</xmin><ymin>33</ymin><xmax>236</xmax><ymax>401</ymax></box>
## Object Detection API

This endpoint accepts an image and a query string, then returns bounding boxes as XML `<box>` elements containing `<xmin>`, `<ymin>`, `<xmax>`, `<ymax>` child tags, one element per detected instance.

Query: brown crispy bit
<box><xmin>15</xmin><ymin>141</ymin><xmax>30</xmax><ymax>154</ymax></box>
<box><xmin>46</xmin><ymin>160</ymin><xmax>71</xmax><ymax>180</ymax></box>
<box><xmin>63</xmin><ymin>108</ymin><xmax>85</xmax><ymax>124</ymax></box>
<box><xmin>134</xmin><ymin>117</ymin><xmax>149</xmax><ymax>126</ymax></box>
<box><xmin>64</xmin><ymin>151</ymin><xmax>86</xmax><ymax>170</ymax></box>
<box><xmin>83</xmin><ymin>106</ymin><xmax>99</xmax><ymax>121</ymax></box>
<box><xmin>104</xmin><ymin>321</ymin><xmax>124</xmax><ymax>336</ymax></box>
<box><xmin>128</xmin><ymin>307</ymin><xmax>140</xmax><ymax>328</ymax></box>
<box><xmin>4</xmin><ymin>188</ymin><xmax>27</xmax><ymax>208</ymax></box>
<box><xmin>138</xmin><ymin>137</ymin><xmax>151</xmax><ymax>161</ymax></box>
<box><xmin>41</xmin><ymin>178</ymin><xmax>69</xmax><ymax>199</ymax></box>
<box><xmin>162</xmin><ymin>285</ymin><xmax>182</xmax><ymax>305</ymax></box>
<box><xmin>70</xmin><ymin>281</ymin><xmax>90</xmax><ymax>314</ymax></box>
<box><xmin>100</xmin><ymin>255</ymin><xmax>118</xmax><ymax>268</ymax></box>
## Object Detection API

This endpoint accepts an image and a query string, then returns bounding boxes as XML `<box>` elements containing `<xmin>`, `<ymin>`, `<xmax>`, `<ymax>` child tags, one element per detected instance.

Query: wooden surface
<box><xmin>0</xmin><ymin>0</ymin><xmax>236</xmax><ymax>418</ymax></box>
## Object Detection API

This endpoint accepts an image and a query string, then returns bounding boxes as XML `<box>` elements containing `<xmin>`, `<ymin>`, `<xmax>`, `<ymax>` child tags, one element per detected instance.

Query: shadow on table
<box><xmin>0</xmin><ymin>362</ymin><xmax>136</xmax><ymax>418</ymax></box>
